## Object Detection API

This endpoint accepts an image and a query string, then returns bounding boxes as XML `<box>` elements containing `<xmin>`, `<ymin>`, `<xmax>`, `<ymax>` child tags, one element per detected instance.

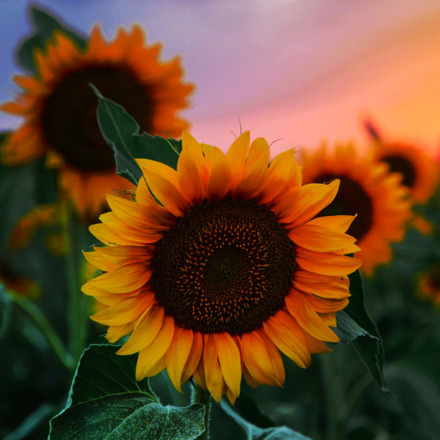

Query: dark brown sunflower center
<box><xmin>151</xmin><ymin>198</ymin><xmax>297</xmax><ymax>335</ymax></box>
<box><xmin>40</xmin><ymin>65</ymin><xmax>155</xmax><ymax>172</ymax></box>
<box><xmin>379</xmin><ymin>154</ymin><xmax>416</xmax><ymax>188</ymax></box>
<box><xmin>314</xmin><ymin>174</ymin><xmax>373</xmax><ymax>241</ymax></box>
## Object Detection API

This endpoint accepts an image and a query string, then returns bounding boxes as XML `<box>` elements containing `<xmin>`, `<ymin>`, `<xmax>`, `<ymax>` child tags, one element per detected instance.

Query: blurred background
<box><xmin>1</xmin><ymin>0</ymin><xmax>440</xmax><ymax>155</ymax></box>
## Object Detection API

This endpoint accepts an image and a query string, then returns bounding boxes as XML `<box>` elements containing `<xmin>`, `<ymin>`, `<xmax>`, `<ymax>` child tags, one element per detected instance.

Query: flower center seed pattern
<box><xmin>151</xmin><ymin>198</ymin><xmax>297</xmax><ymax>335</ymax></box>
<box><xmin>41</xmin><ymin>65</ymin><xmax>155</xmax><ymax>171</ymax></box>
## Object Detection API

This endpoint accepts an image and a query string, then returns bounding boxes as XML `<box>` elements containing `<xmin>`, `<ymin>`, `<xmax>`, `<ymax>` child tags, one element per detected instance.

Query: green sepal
<box><xmin>48</xmin><ymin>344</ymin><xmax>205</xmax><ymax>440</ymax></box>
<box><xmin>16</xmin><ymin>5</ymin><xmax>87</xmax><ymax>74</ymax></box>
<box><xmin>92</xmin><ymin>85</ymin><xmax>182</xmax><ymax>185</ymax></box>
<box><xmin>335</xmin><ymin>270</ymin><xmax>388</xmax><ymax>391</ymax></box>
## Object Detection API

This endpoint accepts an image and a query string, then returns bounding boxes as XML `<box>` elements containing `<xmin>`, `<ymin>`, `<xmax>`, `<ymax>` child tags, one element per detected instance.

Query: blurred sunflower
<box><xmin>373</xmin><ymin>142</ymin><xmax>438</xmax><ymax>204</ymax></box>
<box><xmin>82</xmin><ymin>131</ymin><xmax>361</xmax><ymax>403</ymax></box>
<box><xmin>0</xmin><ymin>264</ymin><xmax>40</xmax><ymax>298</ymax></box>
<box><xmin>1</xmin><ymin>25</ymin><xmax>194</xmax><ymax>221</ymax></box>
<box><xmin>417</xmin><ymin>264</ymin><xmax>440</xmax><ymax>307</ymax></box>
<box><xmin>300</xmin><ymin>143</ymin><xmax>411</xmax><ymax>275</ymax></box>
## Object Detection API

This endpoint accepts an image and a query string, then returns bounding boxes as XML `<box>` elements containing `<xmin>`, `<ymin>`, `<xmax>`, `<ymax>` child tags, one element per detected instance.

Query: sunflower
<box><xmin>417</xmin><ymin>264</ymin><xmax>440</xmax><ymax>307</ymax></box>
<box><xmin>372</xmin><ymin>142</ymin><xmax>439</xmax><ymax>204</ymax></box>
<box><xmin>1</xmin><ymin>25</ymin><xmax>194</xmax><ymax>221</ymax></box>
<box><xmin>82</xmin><ymin>131</ymin><xmax>361</xmax><ymax>403</ymax></box>
<box><xmin>300</xmin><ymin>142</ymin><xmax>411</xmax><ymax>275</ymax></box>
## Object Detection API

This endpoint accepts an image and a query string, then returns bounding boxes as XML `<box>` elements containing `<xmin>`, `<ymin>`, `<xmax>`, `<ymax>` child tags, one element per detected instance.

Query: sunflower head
<box><xmin>373</xmin><ymin>142</ymin><xmax>439</xmax><ymax>204</ymax></box>
<box><xmin>82</xmin><ymin>131</ymin><xmax>361</xmax><ymax>403</ymax></box>
<box><xmin>1</xmin><ymin>25</ymin><xmax>194</xmax><ymax>220</ymax></box>
<box><xmin>300</xmin><ymin>142</ymin><xmax>411</xmax><ymax>275</ymax></box>
<box><xmin>417</xmin><ymin>264</ymin><xmax>440</xmax><ymax>307</ymax></box>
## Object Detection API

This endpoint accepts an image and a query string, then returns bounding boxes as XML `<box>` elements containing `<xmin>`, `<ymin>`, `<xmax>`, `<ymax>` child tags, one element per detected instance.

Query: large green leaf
<box><xmin>49</xmin><ymin>344</ymin><xmax>205</xmax><ymax>440</ymax></box>
<box><xmin>92</xmin><ymin>86</ymin><xmax>182</xmax><ymax>185</ymax></box>
<box><xmin>221</xmin><ymin>401</ymin><xmax>311</xmax><ymax>440</ymax></box>
<box><xmin>16</xmin><ymin>5</ymin><xmax>86</xmax><ymax>73</ymax></box>
<box><xmin>335</xmin><ymin>270</ymin><xmax>388</xmax><ymax>390</ymax></box>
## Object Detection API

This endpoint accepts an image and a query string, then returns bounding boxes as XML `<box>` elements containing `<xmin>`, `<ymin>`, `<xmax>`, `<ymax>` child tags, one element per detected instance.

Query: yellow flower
<box><xmin>373</xmin><ymin>142</ymin><xmax>439</xmax><ymax>204</ymax></box>
<box><xmin>300</xmin><ymin>142</ymin><xmax>411</xmax><ymax>275</ymax></box>
<box><xmin>1</xmin><ymin>25</ymin><xmax>194</xmax><ymax>221</ymax></box>
<box><xmin>82</xmin><ymin>132</ymin><xmax>361</xmax><ymax>403</ymax></box>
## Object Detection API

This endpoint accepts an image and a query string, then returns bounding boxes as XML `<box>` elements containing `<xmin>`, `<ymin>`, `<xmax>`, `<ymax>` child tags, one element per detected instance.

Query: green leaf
<box><xmin>335</xmin><ymin>270</ymin><xmax>388</xmax><ymax>391</ymax></box>
<box><xmin>92</xmin><ymin>85</ymin><xmax>182</xmax><ymax>185</ymax></box>
<box><xmin>221</xmin><ymin>401</ymin><xmax>311</xmax><ymax>440</ymax></box>
<box><xmin>16</xmin><ymin>5</ymin><xmax>86</xmax><ymax>73</ymax></box>
<box><xmin>49</xmin><ymin>344</ymin><xmax>205</xmax><ymax>440</ymax></box>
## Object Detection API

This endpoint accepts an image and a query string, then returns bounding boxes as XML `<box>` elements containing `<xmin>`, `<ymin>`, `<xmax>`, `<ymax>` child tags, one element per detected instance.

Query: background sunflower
<box><xmin>2</xmin><ymin>24</ymin><xmax>194</xmax><ymax>221</ymax></box>
<box><xmin>300</xmin><ymin>142</ymin><xmax>412</xmax><ymax>275</ymax></box>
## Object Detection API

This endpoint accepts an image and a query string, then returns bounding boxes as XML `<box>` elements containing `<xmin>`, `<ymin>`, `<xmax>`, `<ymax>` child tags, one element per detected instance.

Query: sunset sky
<box><xmin>1</xmin><ymin>0</ymin><xmax>439</xmax><ymax>156</ymax></box>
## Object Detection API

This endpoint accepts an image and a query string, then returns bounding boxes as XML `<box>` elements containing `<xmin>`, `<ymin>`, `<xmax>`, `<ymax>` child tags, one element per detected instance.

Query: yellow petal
<box><xmin>203</xmin><ymin>145</ymin><xmax>232</xmax><ymax>200</ymax></box>
<box><xmin>275</xmin><ymin>180</ymin><xmax>339</xmax><ymax>226</ymax></box>
<box><xmin>84</xmin><ymin>263</ymin><xmax>151</xmax><ymax>293</ymax></box>
<box><xmin>263</xmin><ymin>310</ymin><xmax>311</xmax><ymax>369</ymax></box>
<box><xmin>289</xmin><ymin>224</ymin><xmax>360</xmax><ymax>253</ymax></box>
<box><xmin>214</xmin><ymin>333</ymin><xmax>242</xmax><ymax>399</ymax></box>
<box><xmin>136</xmin><ymin>316</ymin><xmax>174</xmax><ymax>380</ymax></box>
<box><xmin>182</xmin><ymin>331</ymin><xmax>204</xmax><ymax>383</ymax></box>
<box><xmin>165</xmin><ymin>327</ymin><xmax>194</xmax><ymax>392</ymax></box>
<box><xmin>203</xmin><ymin>334</ymin><xmax>224</xmax><ymax>402</ymax></box>
<box><xmin>285</xmin><ymin>292</ymin><xmax>340</xmax><ymax>342</ymax></box>
<box><xmin>226</xmin><ymin>131</ymin><xmax>250</xmax><ymax>190</ymax></box>
<box><xmin>296</xmin><ymin>248</ymin><xmax>361</xmax><ymax>276</ymax></box>
<box><xmin>117</xmin><ymin>306</ymin><xmax>164</xmax><ymax>355</ymax></box>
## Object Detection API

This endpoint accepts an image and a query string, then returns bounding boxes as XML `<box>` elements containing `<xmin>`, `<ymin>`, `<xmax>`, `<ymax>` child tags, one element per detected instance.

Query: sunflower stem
<box><xmin>65</xmin><ymin>203</ymin><xmax>88</xmax><ymax>363</ymax></box>
<box><xmin>320</xmin><ymin>352</ymin><xmax>344</xmax><ymax>440</ymax></box>
<box><xmin>7</xmin><ymin>292</ymin><xmax>75</xmax><ymax>370</ymax></box>
<box><xmin>192</xmin><ymin>384</ymin><xmax>212</xmax><ymax>440</ymax></box>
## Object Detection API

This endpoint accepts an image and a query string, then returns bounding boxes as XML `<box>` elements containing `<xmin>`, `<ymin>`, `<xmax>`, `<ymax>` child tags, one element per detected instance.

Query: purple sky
<box><xmin>1</xmin><ymin>0</ymin><xmax>440</xmax><ymax>155</ymax></box>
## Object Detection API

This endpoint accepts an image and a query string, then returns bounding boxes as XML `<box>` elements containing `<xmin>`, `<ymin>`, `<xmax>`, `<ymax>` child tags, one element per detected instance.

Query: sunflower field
<box><xmin>1</xmin><ymin>3</ymin><xmax>439</xmax><ymax>440</ymax></box>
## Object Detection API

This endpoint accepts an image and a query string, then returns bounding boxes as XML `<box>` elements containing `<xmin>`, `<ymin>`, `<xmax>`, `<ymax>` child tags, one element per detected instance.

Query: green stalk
<box><xmin>192</xmin><ymin>383</ymin><xmax>212</xmax><ymax>440</ymax></box>
<box><xmin>10</xmin><ymin>293</ymin><xmax>74</xmax><ymax>370</ymax></box>
<box><xmin>320</xmin><ymin>353</ymin><xmax>344</xmax><ymax>440</ymax></box>
<box><xmin>65</xmin><ymin>203</ymin><xmax>88</xmax><ymax>363</ymax></box>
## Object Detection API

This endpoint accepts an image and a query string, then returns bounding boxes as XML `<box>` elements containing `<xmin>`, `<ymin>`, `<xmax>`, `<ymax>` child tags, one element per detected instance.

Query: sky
<box><xmin>1</xmin><ymin>0</ymin><xmax>440</xmax><ymax>156</ymax></box>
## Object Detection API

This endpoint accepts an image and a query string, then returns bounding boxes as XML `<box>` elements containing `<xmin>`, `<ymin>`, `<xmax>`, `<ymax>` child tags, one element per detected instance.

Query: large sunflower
<box><xmin>372</xmin><ymin>142</ymin><xmax>438</xmax><ymax>204</ymax></box>
<box><xmin>82</xmin><ymin>132</ymin><xmax>361</xmax><ymax>403</ymax></box>
<box><xmin>1</xmin><ymin>25</ymin><xmax>194</xmax><ymax>220</ymax></box>
<box><xmin>300</xmin><ymin>143</ymin><xmax>411</xmax><ymax>275</ymax></box>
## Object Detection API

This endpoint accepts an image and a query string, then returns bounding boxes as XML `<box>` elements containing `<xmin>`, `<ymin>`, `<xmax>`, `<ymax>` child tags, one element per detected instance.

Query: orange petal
<box><xmin>226</xmin><ymin>132</ymin><xmax>250</xmax><ymax>190</ymax></box>
<box><xmin>182</xmin><ymin>331</ymin><xmax>204</xmax><ymax>383</ymax></box>
<box><xmin>285</xmin><ymin>291</ymin><xmax>340</xmax><ymax>342</ymax></box>
<box><xmin>293</xmin><ymin>270</ymin><xmax>350</xmax><ymax>299</ymax></box>
<box><xmin>260</xmin><ymin>149</ymin><xmax>302</xmax><ymax>204</ymax></box>
<box><xmin>178</xmin><ymin>131</ymin><xmax>206</xmax><ymax>204</ymax></box>
<box><xmin>83</xmin><ymin>263</ymin><xmax>151</xmax><ymax>293</ymax></box>
<box><xmin>117</xmin><ymin>306</ymin><xmax>164</xmax><ymax>355</ymax></box>
<box><xmin>276</xmin><ymin>180</ymin><xmax>339</xmax><ymax>226</ymax></box>
<box><xmin>203</xmin><ymin>334</ymin><xmax>224</xmax><ymax>402</ymax></box>
<box><xmin>241</xmin><ymin>330</ymin><xmax>284</xmax><ymax>387</ymax></box>
<box><xmin>203</xmin><ymin>145</ymin><xmax>232</xmax><ymax>200</ymax></box>
<box><xmin>165</xmin><ymin>327</ymin><xmax>194</xmax><ymax>392</ymax></box>
<box><xmin>91</xmin><ymin>294</ymin><xmax>154</xmax><ymax>326</ymax></box>
<box><xmin>289</xmin><ymin>224</ymin><xmax>360</xmax><ymax>253</ymax></box>
<box><xmin>296</xmin><ymin>248</ymin><xmax>361</xmax><ymax>276</ymax></box>
<box><xmin>136</xmin><ymin>159</ymin><xmax>188</xmax><ymax>216</ymax></box>
<box><xmin>214</xmin><ymin>333</ymin><xmax>242</xmax><ymax>399</ymax></box>
<box><xmin>263</xmin><ymin>310</ymin><xmax>311</xmax><ymax>368</ymax></box>
<box><xmin>135</xmin><ymin>316</ymin><xmax>174</xmax><ymax>380</ymax></box>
